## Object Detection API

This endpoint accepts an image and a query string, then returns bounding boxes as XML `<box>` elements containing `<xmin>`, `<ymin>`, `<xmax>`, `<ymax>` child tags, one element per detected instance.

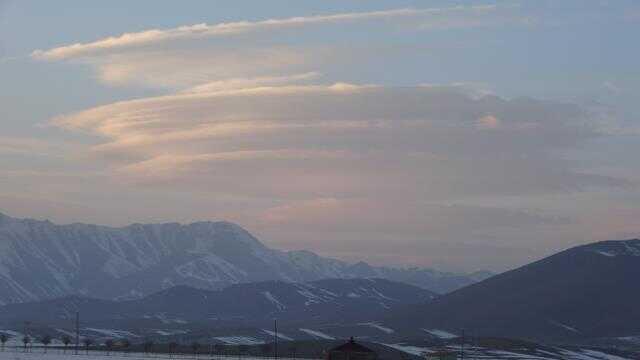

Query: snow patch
<box><xmin>84</xmin><ymin>328</ymin><xmax>137</xmax><ymax>338</ymax></box>
<box><xmin>299</xmin><ymin>328</ymin><xmax>335</xmax><ymax>340</ymax></box>
<box><xmin>549</xmin><ymin>319</ymin><xmax>580</xmax><ymax>333</ymax></box>
<box><xmin>214</xmin><ymin>336</ymin><xmax>265</xmax><ymax>345</ymax></box>
<box><xmin>580</xmin><ymin>349</ymin><xmax>630</xmax><ymax>360</ymax></box>
<box><xmin>423</xmin><ymin>328</ymin><xmax>458</xmax><ymax>339</ymax></box>
<box><xmin>595</xmin><ymin>251</ymin><xmax>616</xmax><ymax>257</ymax></box>
<box><xmin>295</xmin><ymin>284</ymin><xmax>329</xmax><ymax>306</ymax></box>
<box><xmin>262</xmin><ymin>329</ymin><xmax>294</xmax><ymax>341</ymax></box>
<box><xmin>623</xmin><ymin>242</ymin><xmax>640</xmax><ymax>256</ymax></box>
<box><xmin>361</xmin><ymin>322</ymin><xmax>394</xmax><ymax>334</ymax></box>
<box><xmin>561</xmin><ymin>349</ymin><xmax>632</xmax><ymax>360</ymax></box>
<box><xmin>155</xmin><ymin>329</ymin><xmax>189</xmax><ymax>336</ymax></box>
<box><xmin>263</xmin><ymin>291</ymin><xmax>286</xmax><ymax>310</ymax></box>
<box><xmin>371</xmin><ymin>288</ymin><xmax>395</xmax><ymax>301</ymax></box>
<box><xmin>382</xmin><ymin>344</ymin><xmax>431</xmax><ymax>356</ymax></box>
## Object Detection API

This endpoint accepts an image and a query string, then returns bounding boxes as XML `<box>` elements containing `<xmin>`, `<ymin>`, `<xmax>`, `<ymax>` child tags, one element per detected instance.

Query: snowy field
<box><xmin>382</xmin><ymin>344</ymin><xmax>635</xmax><ymax>360</ymax></box>
<box><xmin>0</xmin><ymin>346</ymin><xmax>635</xmax><ymax>360</ymax></box>
<box><xmin>0</xmin><ymin>349</ymin><xmax>301</xmax><ymax>360</ymax></box>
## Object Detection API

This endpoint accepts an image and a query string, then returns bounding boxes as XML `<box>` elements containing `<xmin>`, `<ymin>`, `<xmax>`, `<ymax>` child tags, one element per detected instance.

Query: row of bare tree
<box><xmin>0</xmin><ymin>333</ymin><xmax>98</xmax><ymax>354</ymax></box>
<box><xmin>0</xmin><ymin>333</ymin><xmax>302</xmax><ymax>359</ymax></box>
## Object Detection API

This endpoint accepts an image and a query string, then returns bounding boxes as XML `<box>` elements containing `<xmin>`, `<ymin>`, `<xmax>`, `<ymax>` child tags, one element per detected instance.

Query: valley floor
<box><xmin>0</xmin><ymin>346</ymin><xmax>635</xmax><ymax>360</ymax></box>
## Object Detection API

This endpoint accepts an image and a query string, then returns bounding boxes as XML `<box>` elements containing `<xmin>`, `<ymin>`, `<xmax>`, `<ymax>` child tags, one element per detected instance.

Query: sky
<box><xmin>1</xmin><ymin>0</ymin><xmax>639</xmax><ymax>272</ymax></box>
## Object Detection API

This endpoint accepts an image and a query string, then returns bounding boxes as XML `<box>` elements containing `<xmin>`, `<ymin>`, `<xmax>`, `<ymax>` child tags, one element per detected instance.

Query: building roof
<box><xmin>328</xmin><ymin>338</ymin><xmax>375</xmax><ymax>354</ymax></box>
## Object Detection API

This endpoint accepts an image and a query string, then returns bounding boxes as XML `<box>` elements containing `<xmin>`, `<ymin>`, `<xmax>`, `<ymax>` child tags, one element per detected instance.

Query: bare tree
<box><xmin>169</xmin><ymin>342</ymin><xmax>179</xmax><ymax>358</ymax></box>
<box><xmin>41</xmin><ymin>335</ymin><xmax>52</xmax><ymax>353</ymax></box>
<box><xmin>120</xmin><ymin>338</ymin><xmax>130</xmax><ymax>356</ymax></box>
<box><xmin>22</xmin><ymin>335</ymin><xmax>31</xmax><ymax>353</ymax></box>
<box><xmin>62</xmin><ymin>335</ymin><xmax>71</xmax><ymax>353</ymax></box>
<box><xmin>238</xmin><ymin>344</ymin><xmax>249</xmax><ymax>360</ymax></box>
<box><xmin>0</xmin><ymin>334</ymin><xmax>8</xmax><ymax>352</ymax></box>
<box><xmin>261</xmin><ymin>343</ymin><xmax>272</xmax><ymax>359</ymax></box>
<box><xmin>191</xmin><ymin>342</ymin><xmax>201</xmax><ymax>358</ymax></box>
<box><xmin>83</xmin><ymin>337</ymin><xmax>94</xmax><ymax>355</ymax></box>
<box><xmin>105</xmin><ymin>339</ymin><xmax>115</xmax><ymax>356</ymax></box>
<box><xmin>288</xmin><ymin>345</ymin><xmax>297</xmax><ymax>360</ymax></box>
<box><xmin>214</xmin><ymin>344</ymin><xmax>225</xmax><ymax>360</ymax></box>
<box><xmin>143</xmin><ymin>340</ymin><xmax>155</xmax><ymax>356</ymax></box>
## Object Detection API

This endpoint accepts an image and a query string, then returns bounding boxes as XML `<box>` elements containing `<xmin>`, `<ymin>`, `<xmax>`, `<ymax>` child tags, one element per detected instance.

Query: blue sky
<box><xmin>1</xmin><ymin>1</ymin><xmax>639</xmax><ymax>272</ymax></box>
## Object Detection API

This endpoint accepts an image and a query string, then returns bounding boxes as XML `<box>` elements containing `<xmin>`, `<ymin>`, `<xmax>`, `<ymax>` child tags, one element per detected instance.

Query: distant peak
<box><xmin>124</xmin><ymin>219</ymin><xmax>252</xmax><ymax>234</ymax></box>
<box><xmin>189</xmin><ymin>220</ymin><xmax>232</xmax><ymax>226</ymax></box>
<box><xmin>183</xmin><ymin>220</ymin><xmax>251</xmax><ymax>233</ymax></box>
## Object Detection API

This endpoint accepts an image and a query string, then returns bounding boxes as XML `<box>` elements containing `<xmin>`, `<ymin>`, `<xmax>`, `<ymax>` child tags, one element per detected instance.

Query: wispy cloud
<box><xmin>81</xmin><ymin>46</ymin><xmax>316</xmax><ymax>89</ymax></box>
<box><xmin>182</xmin><ymin>72</ymin><xmax>320</xmax><ymax>94</ymax></box>
<box><xmin>30</xmin><ymin>4</ymin><xmax>508</xmax><ymax>90</ymax></box>
<box><xmin>32</xmin><ymin>5</ymin><xmax>497</xmax><ymax>60</ymax></box>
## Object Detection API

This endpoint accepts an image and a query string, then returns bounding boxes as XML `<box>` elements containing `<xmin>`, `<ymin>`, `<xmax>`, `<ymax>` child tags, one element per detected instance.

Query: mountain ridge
<box><xmin>386</xmin><ymin>238</ymin><xmax>640</xmax><ymax>342</ymax></box>
<box><xmin>0</xmin><ymin>212</ymin><xmax>488</xmax><ymax>305</ymax></box>
<box><xmin>0</xmin><ymin>278</ymin><xmax>436</xmax><ymax>327</ymax></box>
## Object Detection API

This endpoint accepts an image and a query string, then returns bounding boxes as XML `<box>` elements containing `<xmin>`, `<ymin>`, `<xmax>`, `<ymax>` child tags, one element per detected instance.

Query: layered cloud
<box><xmin>76</xmin><ymin>47</ymin><xmax>319</xmax><ymax>89</ymax></box>
<box><xmin>55</xmin><ymin>84</ymin><xmax>619</xmax><ymax>201</ymax></box>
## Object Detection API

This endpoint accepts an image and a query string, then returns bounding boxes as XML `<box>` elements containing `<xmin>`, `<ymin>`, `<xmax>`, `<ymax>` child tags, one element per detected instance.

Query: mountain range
<box><xmin>0</xmin><ymin>212</ymin><xmax>487</xmax><ymax>305</ymax></box>
<box><xmin>3</xmin><ymin>211</ymin><xmax>639</xmax><ymax>345</ymax></box>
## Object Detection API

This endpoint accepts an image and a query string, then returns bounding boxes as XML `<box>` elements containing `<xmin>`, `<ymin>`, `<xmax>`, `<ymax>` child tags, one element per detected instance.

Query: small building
<box><xmin>425</xmin><ymin>350</ymin><xmax>457</xmax><ymax>360</ymax></box>
<box><xmin>326</xmin><ymin>337</ymin><xmax>377</xmax><ymax>360</ymax></box>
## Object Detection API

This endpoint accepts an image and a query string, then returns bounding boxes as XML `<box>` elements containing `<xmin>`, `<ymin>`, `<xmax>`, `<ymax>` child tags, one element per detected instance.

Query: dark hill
<box><xmin>387</xmin><ymin>239</ymin><xmax>640</xmax><ymax>341</ymax></box>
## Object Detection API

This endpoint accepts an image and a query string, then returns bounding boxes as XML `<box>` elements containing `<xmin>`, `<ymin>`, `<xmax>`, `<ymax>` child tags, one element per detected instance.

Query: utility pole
<box><xmin>471</xmin><ymin>330</ymin><xmax>476</xmax><ymax>360</ymax></box>
<box><xmin>274</xmin><ymin>319</ymin><xmax>278</xmax><ymax>360</ymax></box>
<box><xmin>460</xmin><ymin>329</ymin><xmax>465</xmax><ymax>360</ymax></box>
<box><xmin>23</xmin><ymin>321</ymin><xmax>28</xmax><ymax>353</ymax></box>
<box><xmin>75</xmin><ymin>312</ymin><xmax>80</xmax><ymax>355</ymax></box>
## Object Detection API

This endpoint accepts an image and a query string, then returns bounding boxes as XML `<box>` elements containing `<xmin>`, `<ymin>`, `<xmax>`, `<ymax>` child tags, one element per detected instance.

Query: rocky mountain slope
<box><xmin>387</xmin><ymin>239</ymin><xmax>640</xmax><ymax>342</ymax></box>
<box><xmin>0</xmin><ymin>212</ymin><xmax>485</xmax><ymax>304</ymax></box>
<box><xmin>0</xmin><ymin>278</ymin><xmax>435</xmax><ymax>327</ymax></box>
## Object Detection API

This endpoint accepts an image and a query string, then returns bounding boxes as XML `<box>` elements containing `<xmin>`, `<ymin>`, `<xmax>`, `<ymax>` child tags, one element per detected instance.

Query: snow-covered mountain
<box><xmin>0</xmin><ymin>212</ymin><xmax>486</xmax><ymax>305</ymax></box>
